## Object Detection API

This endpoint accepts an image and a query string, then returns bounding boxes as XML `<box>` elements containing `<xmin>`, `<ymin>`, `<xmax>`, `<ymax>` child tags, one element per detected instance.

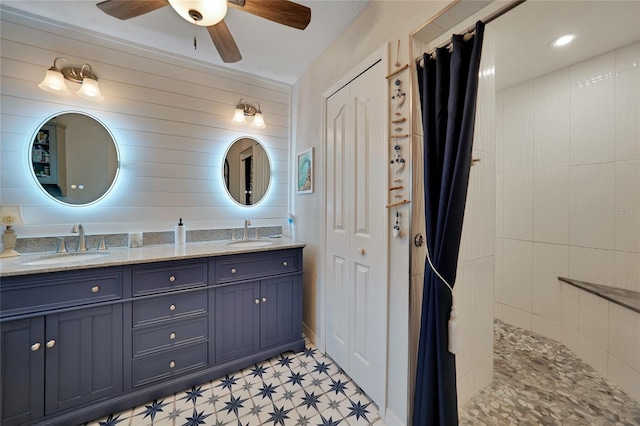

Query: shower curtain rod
<box><xmin>415</xmin><ymin>0</ymin><xmax>527</xmax><ymax>65</ymax></box>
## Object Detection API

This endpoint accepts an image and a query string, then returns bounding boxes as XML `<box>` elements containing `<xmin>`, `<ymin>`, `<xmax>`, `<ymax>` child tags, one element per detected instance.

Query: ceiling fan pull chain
<box><xmin>194</xmin><ymin>34</ymin><xmax>197</xmax><ymax>50</ymax></box>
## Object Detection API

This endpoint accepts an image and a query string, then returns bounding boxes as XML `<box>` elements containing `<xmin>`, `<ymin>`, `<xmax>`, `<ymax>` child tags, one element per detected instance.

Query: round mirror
<box><xmin>29</xmin><ymin>112</ymin><xmax>119</xmax><ymax>206</ymax></box>
<box><xmin>223</xmin><ymin>137</ymin><xmax>271</xmax><ymax>206</ymax></box>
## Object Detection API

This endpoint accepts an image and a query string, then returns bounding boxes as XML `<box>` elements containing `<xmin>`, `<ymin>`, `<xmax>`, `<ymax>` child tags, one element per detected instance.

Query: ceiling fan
<box><xmin>96</xmin><ymin>0</ymin><xmax>311</xmax><ymax>63</ymax></box>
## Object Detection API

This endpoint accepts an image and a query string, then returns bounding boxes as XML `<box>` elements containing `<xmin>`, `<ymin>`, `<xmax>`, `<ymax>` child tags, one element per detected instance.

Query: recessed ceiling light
<box><xmin>551</xmin><ymin>34</ymin><xmax>576</xmax><ymax>48</ymax></box>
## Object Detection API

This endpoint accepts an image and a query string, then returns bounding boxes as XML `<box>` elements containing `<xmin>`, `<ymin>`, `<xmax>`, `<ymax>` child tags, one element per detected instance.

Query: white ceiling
<box><xmin>491</xmin><ymin>0</ymin><xmax>640</xmax><ymax>89</ymax></box>
<box><xmin>2</xmin><ymin>0</ymin><xmax>370</xmax><ymax>85</ymax></box>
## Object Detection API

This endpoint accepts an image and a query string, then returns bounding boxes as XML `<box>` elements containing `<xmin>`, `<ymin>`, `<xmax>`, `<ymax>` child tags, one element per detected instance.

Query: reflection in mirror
<box><xmin>29</xmin><ymin>112</ymin><xmax>119</xmax><ymax>206</ymax></box>
<box><xmin>223</xmin><ymin>137</ymin><xmax>271</xmax><ymax>206</ymax></box>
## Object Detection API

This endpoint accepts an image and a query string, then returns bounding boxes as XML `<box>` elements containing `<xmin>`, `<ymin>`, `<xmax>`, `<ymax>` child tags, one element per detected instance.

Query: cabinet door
<box><xmin>44</xmin><ymin>304</ymin><xmax>123</xmax><ymax>414</ymax></box>
<box><xmin>261</xmin><ymin>276</ymin><xmax>300</xmax><ymax>349</ymax></box>
<box><xmin>215</xmin><ymin>282</ymin><xmax>260</xmax><ymax>362</ymax></box>
<box><xmin>0</xmin><ymin>318</ymin><xmax>45</xmax><ymax>426</ymax></box>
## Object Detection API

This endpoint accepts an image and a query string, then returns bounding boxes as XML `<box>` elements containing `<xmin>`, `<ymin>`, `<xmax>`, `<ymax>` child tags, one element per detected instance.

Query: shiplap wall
<box><xmin>0</xmin><ymin>8</ymin><xmax>291</xmax><ymax>238</ymax></box>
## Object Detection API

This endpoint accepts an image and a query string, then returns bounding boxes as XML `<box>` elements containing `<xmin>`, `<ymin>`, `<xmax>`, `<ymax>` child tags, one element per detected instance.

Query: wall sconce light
<box><xmin>0</xmin><ymin>205</ymin><xmax>25</xmax><ymax>258</ymax></box>
<box><xmin>39</xmin><ymin>57</ymin><xmax>104</xmax><ymax>101</ymax></box>
<box><xmin>232</xmin><ymin>99</ymin><xmax>266</xmax><ymax>129</ymax></box>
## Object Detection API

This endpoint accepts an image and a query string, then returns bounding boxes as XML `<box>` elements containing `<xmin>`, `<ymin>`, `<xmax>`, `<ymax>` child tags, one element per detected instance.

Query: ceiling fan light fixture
<box><xmin>168</xmin><ymin>0</ymin><xmax>227</xmax><ymax>26</ymax></box>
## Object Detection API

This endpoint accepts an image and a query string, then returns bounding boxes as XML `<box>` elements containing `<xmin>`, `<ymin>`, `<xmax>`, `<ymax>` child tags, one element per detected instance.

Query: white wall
<box><xmin>495</xmin><ymin>42</ymin><xmax>640</xmax><ymax>402</ymax></box>
<box><xmin>0</xmin><ymin>8</ymin><xmax>291</xmax><ymax>238</ymax></box>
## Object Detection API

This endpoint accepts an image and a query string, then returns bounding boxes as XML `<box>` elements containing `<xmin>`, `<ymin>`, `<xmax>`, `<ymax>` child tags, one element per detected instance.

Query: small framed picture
<box><xmin>297</xmin><ymin>147</ymin><xmax>313</xmax><ymax>194</ymax></box>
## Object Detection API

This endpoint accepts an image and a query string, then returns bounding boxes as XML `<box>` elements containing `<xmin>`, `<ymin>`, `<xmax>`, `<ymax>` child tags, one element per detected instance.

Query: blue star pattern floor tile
<box><xmin>85</xmin><ymin>338</ymin><xmax>383</xmax><ymax>426</ymax></box>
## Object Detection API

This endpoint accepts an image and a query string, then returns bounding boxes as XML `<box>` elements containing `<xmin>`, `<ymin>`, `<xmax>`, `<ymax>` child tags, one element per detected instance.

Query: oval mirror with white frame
<box><xmin>28</xmin><ymin>112</ymin><xmax>119</xmax><ymax>206</ymax></box>
<box><xmin>223</xmin><ymin>137</ymin><xmax>271</xmax><ymax>206</ymax></box>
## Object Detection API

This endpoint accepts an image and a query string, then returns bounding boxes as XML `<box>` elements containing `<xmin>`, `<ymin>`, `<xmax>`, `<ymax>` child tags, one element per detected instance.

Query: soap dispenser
<box><xmin>175</xmin><ymin>218</ymin><xmax>186</xmax><ymax>245</ymax></box>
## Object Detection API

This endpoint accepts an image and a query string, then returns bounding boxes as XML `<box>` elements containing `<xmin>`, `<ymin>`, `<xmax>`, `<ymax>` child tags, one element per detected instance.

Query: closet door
<box><xmin>325</xmin><ymin>60</ymin><xmax>386</xmax><ymax>406</ymax></box>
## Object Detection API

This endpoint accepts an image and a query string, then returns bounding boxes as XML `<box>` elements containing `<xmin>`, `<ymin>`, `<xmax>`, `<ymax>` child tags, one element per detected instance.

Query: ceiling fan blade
<box><xmin>96</xmin><ymin>0</ymin><xmax>168</xmax><ymax>20</ymax></box>
<box><xmin>228</xmin><ymin>0</ymin><xmax>311</xmax><ymax>30</ymax></box>
<box><xmin>207</xmin><ymin>20</ymin><xmax>242</xmax><ymax>63</ymax></box>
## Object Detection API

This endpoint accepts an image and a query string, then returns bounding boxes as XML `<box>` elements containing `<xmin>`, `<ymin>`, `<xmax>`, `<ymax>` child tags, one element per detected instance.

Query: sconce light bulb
<box><xmin>39</xmin><ymin>69</ymin><xmax>71</xmax><ymax>95</ymax></box>
<box><xmin>232</xmin><ymin>107</ymin><xmax>247</xmax><ymax>124</ymax></box>
<box><xmin>252</xmin><ymin>112</ymin><xmax>266</xmax><ymax>129</ymax></box>
<box><xmin>77</xmin><ymin>77</ymin><xmax>104</xmax><ymax>101</ymax></box>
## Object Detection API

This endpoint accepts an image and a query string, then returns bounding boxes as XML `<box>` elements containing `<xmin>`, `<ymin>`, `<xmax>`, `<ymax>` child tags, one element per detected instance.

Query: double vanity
<box><xmin>0</xmin><ymin>239</ymin><xmax>305</xmax><ymax>426</ymax></box>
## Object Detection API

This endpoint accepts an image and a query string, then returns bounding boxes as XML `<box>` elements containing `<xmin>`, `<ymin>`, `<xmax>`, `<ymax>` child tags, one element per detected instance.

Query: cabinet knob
<box><xmin>169</xmin><ymin>276</ymin><xmax>176</xmax><ymax>282</ymax></box>
<box><xmin>262</xmin><ymin>297</ymin><xmax>267</xmax><ymax>303</ymax></box>
<box><xmin>282</xmin><ymin>261</ymin><xmax>288</xmax><ymax>267</ymax></box>
<box><xmin>169</xmin><ymin>332</ymin><xmax>176</xmax><ymax>340</ymax></box>
<box><xmin>46</xmin><ymin>339</ymin><xmax>56</xmax><ymax>348</ymax></box>
<box><xmin>254</xmin><ymin>299</ymin><xmax>260</xmax><ymax>305</ymax></box>
<box><xmin>169</xmin><ymin>304</ymin><xmax>176</xmax><ymax>311</ymax></box>
<box><xmin>169</xmin><ymin>361</ymin><xmax>176</xmax><ymax>369</ymax></box>
<box><xmin>231</xmin><ymin>268</ymin><xmax>237</xmax><ymax>274</ymax></box>
<box><xmin>359</xmin><ymin>248</ymin><xmax>365</xmax><ymax>255</ymax></box>
<box><xmin>92</xmin><ymin>285</ymin><xmax>100</xmax><ymax>293</ymax></box>
<box><xmin>31</xmin><ymin>342</ymin><xmax>41</xmax><ymax>351</ymax></box>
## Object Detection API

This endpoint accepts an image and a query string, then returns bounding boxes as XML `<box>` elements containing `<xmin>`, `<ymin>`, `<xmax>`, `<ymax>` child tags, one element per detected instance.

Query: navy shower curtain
<box><xmin>413</xmin><ymin>21</ymin><xmax>484</xmax><ymax>426</ymax></box>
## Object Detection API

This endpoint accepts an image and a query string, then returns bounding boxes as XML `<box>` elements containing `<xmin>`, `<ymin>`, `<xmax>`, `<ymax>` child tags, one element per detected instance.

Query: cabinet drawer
<box><xmin>132</xmin><ymin>291</ymin><xmax>207</xmax><ymax>326</ymax></box>
<box><xmin>1</xmin><ymin>271</ymin><xmax>122</xmax><ymax>317</ymax></box>
<box><xmin>132</xmin><ymin>343</ymin><xmax>208</xmax><ymax>387</ymax></box>
<box><xmin>216</xmin><ymin>251</ymin><xmax>299</xmax><ymax>284</ymax></box>
<box><xmin>132</xmin><ymin>316</ymin><xmax>208</xmax><ymax>357</ymax></box>
<box><xmin>132</xmin><ymin>261</ymin><xmax>207</xmax><ymax>296</ymax></box>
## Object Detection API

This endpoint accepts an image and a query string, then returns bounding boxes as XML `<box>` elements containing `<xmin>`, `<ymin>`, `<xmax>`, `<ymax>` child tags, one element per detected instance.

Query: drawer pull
<box><xmin>92</xmin><ymin>285</ymin><xmax>100</xmax><ymax>293</ymax></box>
<box><xmin>169</xmin><ymin>332</ymin><xmax>176</xmax><ymax>340</ymax></box>
<box><xmin>169</xmin><ymin>276</ymin><xmax>176</xmax><ymax>282</ymax></box>
<box><xmin>169</xmin><ymin>304</ymin><xmax>176</xmax><ymax>311</ymax></box>
<box><xmin>231</xmin><ymin>268</ymin><xmax>237</xmax><ymax>274</ymax></box>
<box><xmin>46</xmin><ymin>339</ymin><xmax>56</xmax><ymax>348</ymax></box>
<box><xmin>31</xmin><ymin>342</ymin><xmax>41</xmax><ymax>351</ymax></box>
<box><xmin>282</xmin><ymin>261</ymin><xmax>288</xmax><ymax>267</ymax></box>
<box><xmin>262</xmin><ymin>297</ymin><xmax>267</xmax><ymax>303</ymax></box>
<box><xmin>255</xmin><ymin>299</ymin><xmax>260</xmax><ymax>305</ymax></box>
<box><xmin>169</xmin><ymin>361</ymin><xmax>176</xmax><ymax>368</ymax></box>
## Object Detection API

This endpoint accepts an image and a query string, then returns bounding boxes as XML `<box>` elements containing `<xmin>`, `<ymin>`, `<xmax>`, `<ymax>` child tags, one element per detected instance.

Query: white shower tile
<box><xmin>608</xmin><ymin>302</ymin><xmax>640</xmax><ymax>371</ymax></box>
<box><xmin>569</xmin><ymin>246</ymin><xmax>615</xmax><ymax>287</ymax></box>
<box><xmin>503</xmin><ymin>100</ymin><xmax>534</xmax><ymax>172</ymax></box>
<box><xmin>570</xmin><ymin>164</ymin><xmax>615</xmax><ymax>250</ymax></box>
<box><xmin>615</xmin><ymin>69</ymin><xmax>639</xmax><ymax>161</ymax></box>
<box><xmin>502</xmin><ymin>239</ymin><xmax>532</xmax><ymax>313</ymax></box>
<box><xmin>496</xmin><ymin>172</ymin><xmax>504</xmax><ymax>238</ymax></box>
<box><xmin>561</xmin><ymin>282</ymin><xmax>580</xmax><ymax>332</ymax></box>
<box><xmin>502</xmin><ymin>305</ymin><xmax>531</xmax><ymax>331</ymax></box>
<box><xmin>502</xmin><ymin>80</ymin><xmax>533</xmax><ymax>107</ymax></box>
<box><xmin>615</xmin><ymin>161</ymin><xmax>640</xmax><ymax>253</ymax></box>
<box><xmin>503</xmin><ymin>170</ymin><xmax>533</xmax><ymax>240</ymax></box>
<box><xmin>532</xmin><ymin>314</ymin><xmax>562</xmax><ymax>342</ymax></box>
<box><xmin>533</xmin><ymin>168</ymin><xmax>570</xmax><ymax>245</ymax></box>
<box><xmin>473</xmin><ymin>356</ymin><xmax>493</xmax><ymax>396</ymax></box>
<box><xmin>570</xmin><ymin>75</ymin><xmax>616</xmax><ymax>166</ymax></box>
<box><xmin>474</xmin><ymin>49</ymin><xmax>496</xmax><ymax>155</ymax></box>
<box><xmin>494</xmin><ymin>238</ymin><xmax>503</xmax><ymax>303</ymax></box>
<box><xmin>533</xmin><ymin>68</ymin><xmax>570</xmax><ymax>98</ymax></box>
<box><xmin>578</xmin><ymin>335</ymin><xmax>608</xmax><ymax>377</ymax></box>
<box><xmin>494</xmin><ymin>302</ymin><xmax>502</xmax><ymax>320</ymax></box>
<box><xmin>579</xmin><ymin>290</ymin><xmax>609</xmax><ymax>350</ymax></box>
<box><xmin>532</xmin><ymin>243</ymin><xmax>568</xmax><ymax>321</ymax></box>
<box><xmin>562</xmin><ymin>326</ymin><xmax>579</xmax><ymax>354</ymax></box>
<box><xmin>496</xmin><ymin>102</ymin><xmax>504</xmax><ymax>173</ymax></box>
<box><xmin>454</xmin><ymin>263</ymin><xmax>475</xmax><ymax>378</ymax></box>
<box><xmin>607</xmin><ymin>355</ymin><xmax>640</xmax><ymax>403</ymax></box>
<box><xmin>570</xmin><ymin>51</ymin><xmax>615</xmax><ymax>87</ymax></box>
<box><xmin>614</xmin><ymin>251</ymin><xmax>640</xmax><ymax>293</ymax></box>
<box><xmin>533</xmin><ymin>89</ymin><xmax>570</xmax><ymax>169</ymax></box>
<box><xmin>473</xmin><ymin>257</ymin><xmax>494</xmax><ymax>364</ymax></box>
<box><xmin>456</xmin><ymin>371</ymin><xmax>474</xmax><ymax>408</ymax></box>
<box><xmin>615</xmin><ymin>41</ymin><xmax>640</xmax><ymax>74</ymax></box>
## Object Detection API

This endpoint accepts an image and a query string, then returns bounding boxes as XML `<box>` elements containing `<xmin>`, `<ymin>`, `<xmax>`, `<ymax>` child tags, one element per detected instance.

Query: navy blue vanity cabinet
<box><xmin>0</xmin><ymin>268</ymin><xmax>124</xmax><ymax>426</ymax></box>
<box><xmin>130</xmin><ymin>260</ymin><xmax>210</xmax><ymax>387</ymax></box>
<box><xmin>214</xmin><ymin>249</ymin><xmax>303</xmax><ymax>363</ymax></box>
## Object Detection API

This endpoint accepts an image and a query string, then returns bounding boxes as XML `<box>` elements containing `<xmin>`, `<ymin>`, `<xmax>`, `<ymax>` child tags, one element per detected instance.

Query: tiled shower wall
<box><xmin>495</xmin><ymin>42</ymin><xmax>640</xmax><ymax>402</ymax></box>
<box><xmin>410</xmin><ymin>25</ymin><xmax>496</xmax><ymax>410</ymax></box>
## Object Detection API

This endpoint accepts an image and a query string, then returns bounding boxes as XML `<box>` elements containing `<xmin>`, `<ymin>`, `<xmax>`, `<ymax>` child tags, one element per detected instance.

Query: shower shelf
<box><xmin>558</xmin><ymin>277</ymin><xmax>640</xmax><ymax>314</ymax></box>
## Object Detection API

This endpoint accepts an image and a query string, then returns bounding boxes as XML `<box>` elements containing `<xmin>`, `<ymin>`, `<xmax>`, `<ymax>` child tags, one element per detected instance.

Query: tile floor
<box><xmin>86</xmin><ymin>337</ymin><xmax>383</xmax><ymax>426</ymax></box>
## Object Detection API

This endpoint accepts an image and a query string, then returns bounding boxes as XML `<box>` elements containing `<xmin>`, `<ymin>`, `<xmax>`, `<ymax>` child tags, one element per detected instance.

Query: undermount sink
<box><xmin>227</xmin><ymin>240</ymin><xmax>274</xmax><ymax>248</ymax></box>
<box><xmin>20</xmin><ymin>252</ymin><xmax>110</xmax><ymax>266</ymax></box>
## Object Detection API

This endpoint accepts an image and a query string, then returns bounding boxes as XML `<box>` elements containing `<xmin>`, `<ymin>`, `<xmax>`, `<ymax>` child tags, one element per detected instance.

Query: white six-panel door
<box><xmin>325</xmin><ymin>59</ymin><xmax>387</xmax><ymax>408</ymax></box>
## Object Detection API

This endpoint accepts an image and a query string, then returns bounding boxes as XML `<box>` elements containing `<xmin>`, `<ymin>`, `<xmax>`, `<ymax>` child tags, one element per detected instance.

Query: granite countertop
<box><xmin>0</xmin><ymin>237</ymin><xmax>305</xmax><ymax>277</ymax></box>
<box><xmin>558</xmin><ymin>277</ymin><xmax>640</xmax><ymax>314</ymax></box>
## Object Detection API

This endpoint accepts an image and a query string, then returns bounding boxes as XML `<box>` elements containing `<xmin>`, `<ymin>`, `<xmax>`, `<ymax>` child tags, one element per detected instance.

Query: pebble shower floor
<box><xmin>86</xmin><ymin>336</ymin><xmax>384</xmax><ymax>426</ymax></box>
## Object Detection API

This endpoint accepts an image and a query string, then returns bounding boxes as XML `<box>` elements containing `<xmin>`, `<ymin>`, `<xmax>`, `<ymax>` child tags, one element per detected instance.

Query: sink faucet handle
<box><xmin>98</xmin><ymin>236</ymin><xmax>108</xmax><ymax>251</ymax></box>
<box><xmin>57</xmin><ymin>237</ymin><xmax>68</xmax><ymax>253</ymax></box>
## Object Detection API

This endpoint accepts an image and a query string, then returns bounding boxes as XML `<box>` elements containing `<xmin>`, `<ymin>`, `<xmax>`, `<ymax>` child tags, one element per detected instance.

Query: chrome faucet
<box><xmin>71</xmin><ymin>223</ymin><xmax>87</xmax><ymax>251</ymax></box>
<box><xmin>243</xmin><ymin>219</ymin><xmax>251</xmax><ymax>241</ymax></box>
